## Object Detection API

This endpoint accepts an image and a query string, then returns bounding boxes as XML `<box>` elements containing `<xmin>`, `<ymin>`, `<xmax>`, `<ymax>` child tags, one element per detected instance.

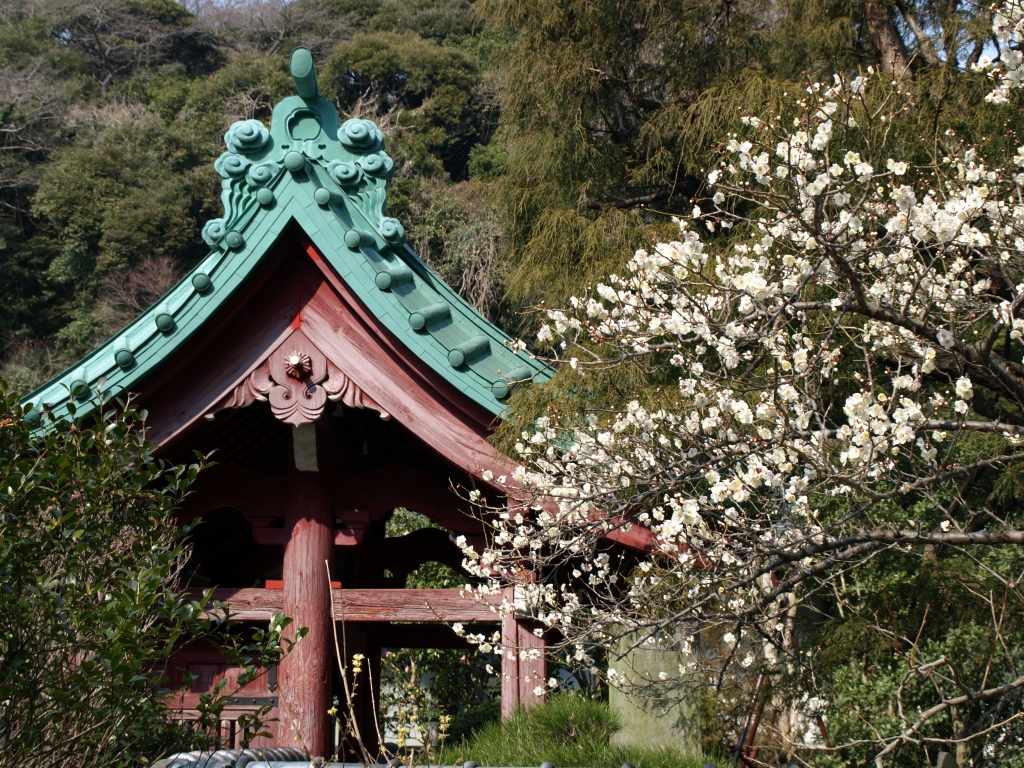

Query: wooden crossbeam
<box><xmin>190</xmin><ymin>588</ymin><xmax>501</xmax><ymax>623</ymax></box>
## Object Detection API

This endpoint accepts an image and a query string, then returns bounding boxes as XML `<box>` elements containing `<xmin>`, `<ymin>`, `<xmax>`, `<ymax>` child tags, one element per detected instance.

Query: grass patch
<box><xmin>439</xmin><ymin>693</ymin><xmax>718</xmax><ymax>768</ymax></box>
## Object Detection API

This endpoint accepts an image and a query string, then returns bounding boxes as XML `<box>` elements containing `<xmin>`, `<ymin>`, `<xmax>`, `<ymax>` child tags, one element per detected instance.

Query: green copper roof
<box><xmin>23</xmin><ymin>48</ymin><xmax>549</xmax><ymax>424</ymax></box>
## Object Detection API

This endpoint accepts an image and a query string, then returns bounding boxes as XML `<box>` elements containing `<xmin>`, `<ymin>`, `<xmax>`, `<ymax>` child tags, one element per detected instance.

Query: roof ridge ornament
<box><xmin>201</xmin><ymin>47</ymin><xmax>396</xmax><ymax>254</ymax></box>
<box><xmin>290</xmin><ymin>47</ymin><xmax>320</xmax><ymax>99</ymax></box>
<box><xmin>22</xmin><ymin>45</ymin><xmax>551</xmax><ymax>426</ymax></box>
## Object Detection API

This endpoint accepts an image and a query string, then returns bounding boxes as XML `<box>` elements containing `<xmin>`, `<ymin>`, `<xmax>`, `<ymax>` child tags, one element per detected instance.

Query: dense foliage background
<box><xmin>3</xmin><ymin>0</ymin><xmax>1022</xmax><ymax>764</ymax></box>
<box><xmin>3</xmin><ymin>0</ymin><xmax>1000</xmax><ymax>388</ymax></box>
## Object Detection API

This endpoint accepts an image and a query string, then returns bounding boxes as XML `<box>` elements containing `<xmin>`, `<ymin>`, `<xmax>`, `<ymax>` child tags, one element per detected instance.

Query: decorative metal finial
<box><xmin>290</xmin><ymin>47</ymin><xmax>319</xmax><ymax>99</ymax></box>
<box><xmin>284</xmin><ymin>350</ymin><xmax>313</xmax><ymax>379</ymax></box>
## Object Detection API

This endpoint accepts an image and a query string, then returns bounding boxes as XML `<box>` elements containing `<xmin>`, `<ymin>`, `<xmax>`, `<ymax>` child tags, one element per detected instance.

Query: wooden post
<box><xmin>517</xmin><ymin>618</ymin><xmax>547</xmax><ymax>707</ymax></box>
<box><xmin>501</xmin><ymin>601</ymin><xmax>519</xmax><ymax>718</ymax></box>
<box><xmin>280</xmin><ymin>422</ymin><xmax>333</xmax><ymax>757</ymax></box>
<box><xmin>501</xmin><ymin>586</ymin><xmax>547</xmax><ymax>718</ymax></box>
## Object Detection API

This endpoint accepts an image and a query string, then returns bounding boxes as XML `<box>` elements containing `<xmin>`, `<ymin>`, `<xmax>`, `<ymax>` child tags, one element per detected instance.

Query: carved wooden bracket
<box><xmin>205</xmin><ymin>329</ymin><xmax>391</xmax><ymax>425</ymax></box>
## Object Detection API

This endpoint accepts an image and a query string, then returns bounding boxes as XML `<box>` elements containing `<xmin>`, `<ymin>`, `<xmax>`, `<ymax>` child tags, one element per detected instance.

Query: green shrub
<box><xmin>0</xmin><ymin>385</ymin><xmax>298</xmax><ymax>768</ymax></box>
<box><xmin>447</xmin><ymin>699</ymin><xmax>501</xmax><ymax>742</ymax></box>
<box><xmin>440</xmin><ymin>693</ymin><xmax>718</xmax><ymax>768</ymax></box>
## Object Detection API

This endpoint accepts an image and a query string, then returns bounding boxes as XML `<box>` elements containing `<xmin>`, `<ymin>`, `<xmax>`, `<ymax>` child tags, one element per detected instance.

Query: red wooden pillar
<box><xmin>501</xmin><ymin>586</ymin><xmax>547</xmax><ymax>718</ymax></box>
<box><xmin>280</xmin><ymin>422</ymin><xmax>333</xmax><ymax>757</ymax></box>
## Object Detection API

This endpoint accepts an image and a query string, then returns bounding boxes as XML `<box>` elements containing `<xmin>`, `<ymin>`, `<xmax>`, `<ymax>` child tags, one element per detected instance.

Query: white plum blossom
<box><xmin>887</xmin><ymin>158</ymin><xmax>909</xmax><ymax>176</ymax></box>
<box><xmin>975</xmin><ymin>0</ymin><xmax>1024</xmax><ymax>104</ymax></box>
<box><xmin>457</xmin><ymin>52</ymin><xmax>1024</xmax><ymax>764</ymax></box>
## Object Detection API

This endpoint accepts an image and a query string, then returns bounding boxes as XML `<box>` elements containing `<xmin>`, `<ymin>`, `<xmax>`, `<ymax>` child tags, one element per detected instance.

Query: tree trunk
<box><xmin>864</xmin><ymin>0</ymin><xmax>911</xmax><ymax>76</ymax></box>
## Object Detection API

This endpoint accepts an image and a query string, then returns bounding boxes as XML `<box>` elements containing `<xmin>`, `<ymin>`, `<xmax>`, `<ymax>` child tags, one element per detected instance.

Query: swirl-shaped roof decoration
<box><xmin>224</xmin><ymin>119</ymin><xmax>271</xmax><ymax>154</ymax></box>
<box><xmin>339</xmin><ymin>119</ymin><xmax>383</xmax><ymax>151</ymax></box>
<box><xmin>327</xmin><ymin>160</ymin><xmax>362</xmax><ymax>187</ymax></box>
<box><xmin>379</xmin><ymin>218</ymin><xmax>406</xmax><ymax>246</ymax></box>
<box><xmin>202</xmin><ymin>218</ymin><xmax>227</xmax><ymax>245</ymax></box>
<box><xmin>247</xmin><ymin>162</ymin><xmax>278</xmax><ymax>186</ymax></box>
<box><xmin>215</xmin><ymin>152</ymin><xmax>251</xmax><ymax>179</ymax></box>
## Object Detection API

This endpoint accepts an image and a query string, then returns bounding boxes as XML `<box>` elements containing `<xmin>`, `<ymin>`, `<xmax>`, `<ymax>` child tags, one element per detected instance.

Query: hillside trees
<box><xmin>0</xmin><ymin>0</ymin><xmax>239</xmax><ymax>388</ymax></box>
<box><xmin>40</xmin><ymin>0</ymin><xmax>223</xmax><ymax>97</ymax></box>
<box><xmin>0</xmin><ymin>0</ymin><xmax>513</xmax><ymax>390</ymax></box>
<box><xmin>321</xmin><ymin>31</ymin><xmax>482</xmax><ymax>178</ymax></box>
<box><xmin>0</xmin><ymin>0</ymin><xmax>1009</xmax><ymax>383</ymax></box>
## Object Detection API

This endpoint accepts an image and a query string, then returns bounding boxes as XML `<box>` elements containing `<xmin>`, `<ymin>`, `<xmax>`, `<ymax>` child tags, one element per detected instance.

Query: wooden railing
<box><xmin>187</xmin><ymin>587</ymin><xmax>502</xmax><ymax>622</ymax></box>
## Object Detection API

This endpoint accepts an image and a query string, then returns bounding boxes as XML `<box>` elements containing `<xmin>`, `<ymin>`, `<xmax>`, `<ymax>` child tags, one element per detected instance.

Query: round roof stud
<box><xmin>284</xmin><ymin>151</ymin><xmax>305</xmax><ymax>172</ymax></box>
<box><xmin>22</xmin><ymin>406</ymin><xmax>42</xmax><ymax>426</ymax></box>
<box><xmin>345</xmin><ymin>229</ymin><xmax>375</xmax><ymax>249</ymax></box>
<box><xmin>313</xmin><ymin>187</ymin><xmax>332</xmax><ymax>206</ymax></box>
<box><xmin>409</xmin><ymin>302</ymin><xmax>451</xmax><ymax>331</ymax></box>
<box><xmin>375</xmin><ymin>264</ymin><xmax>413</xmax><ymax>290</ymax></box>
<box><xmin>155</xmin><ymin>313</ymin><xmax>175</xmax><ymax>333</ymax></box>
<box><xmin>449</xmin><ymin>335</ymin><xmax>490</xmax><ymax>368</ymax></box>
<box><xmin>508</xmin><ymin>365</ymin><xmax>534</xmax><ymax>384</ymax></box>
<box><xmin>192</xmin><ymin>273</ymin><xmax>212</xmax><ymax>293</ymax></box>
<box><xmin>225</xmin><ymin>230</ymin><xmax>244</xmax><ymax>249</ymax></box>
<box><xmin>256</xmin><ymin>187</ymin><xmax>275</xmax><ymax>206</ymax></box>
<box><xmin>493</xmin><ymin>365</ymin><xmax>534</xmax><ymax>400</ymax></box>
<box><xmin>114</xmin><ymin>349</ymin><xmax>135</xmax><ymax>369</ymax></box>
<box><xmin>69</xmin><ymin>379</ymin><xmax>89</xmax><ymax>400</ymax></box>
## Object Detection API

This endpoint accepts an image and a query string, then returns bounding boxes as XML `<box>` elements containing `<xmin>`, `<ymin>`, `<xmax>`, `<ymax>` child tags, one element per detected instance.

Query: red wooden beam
<box><xmin>190</xmin><ymin>588</ymin><xmax>501</xmax><ymax>623</ymax></box>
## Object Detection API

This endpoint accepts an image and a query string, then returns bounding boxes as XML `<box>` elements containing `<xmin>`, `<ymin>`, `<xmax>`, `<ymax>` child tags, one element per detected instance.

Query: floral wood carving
<box><xmin>205</xmin><ymin>330</ymin><xmax>391</xmax><ymax>425</ymax></box>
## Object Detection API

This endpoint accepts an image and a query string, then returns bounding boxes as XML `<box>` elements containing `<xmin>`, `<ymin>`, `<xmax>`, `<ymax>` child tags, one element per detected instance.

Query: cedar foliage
<box><xmin>479</xmin><ymin>0</ymin><xmax>1007</xmax><ymax>319</ymax></box>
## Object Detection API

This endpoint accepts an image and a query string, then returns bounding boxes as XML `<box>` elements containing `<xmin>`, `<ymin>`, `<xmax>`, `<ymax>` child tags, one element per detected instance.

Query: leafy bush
<box><xmin>379</xmin><ymin>509</ymin><xmax>498</xmax><ymax>751</ymax></box>
<box><xmin>440</xmin><ymin>694</ymin><xmax>716</xmax><ymax>768</ymax></box>
<box><xmin>0</xmin><ymin>385</ymin><xmax>296</xmax><ymax>768</ymax></box>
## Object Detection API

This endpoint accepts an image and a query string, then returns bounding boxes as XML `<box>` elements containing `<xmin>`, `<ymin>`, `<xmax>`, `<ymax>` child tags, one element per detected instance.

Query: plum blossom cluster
<box><xmin>974</xmin><ymin>0</ymin><xmax>1024</xmax><ymax>104</ymax></box>
<box><xmin>460</xmin><ymin>58</ymin><xmax>1024</xmax><ymax>761</ymax></box>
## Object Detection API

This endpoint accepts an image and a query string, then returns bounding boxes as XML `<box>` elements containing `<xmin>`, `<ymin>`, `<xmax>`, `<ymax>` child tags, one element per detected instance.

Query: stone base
<box><xmin>608</xmin><ymin>635</ymin><xmax>699</xmax><ymax>753</ymax></box>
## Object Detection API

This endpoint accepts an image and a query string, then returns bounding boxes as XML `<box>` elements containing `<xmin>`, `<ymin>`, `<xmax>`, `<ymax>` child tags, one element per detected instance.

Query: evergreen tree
<box><xmin>480</xmin><ymin>0</ymin><xmax>1001</xmax><ymax>319</ymax></box>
